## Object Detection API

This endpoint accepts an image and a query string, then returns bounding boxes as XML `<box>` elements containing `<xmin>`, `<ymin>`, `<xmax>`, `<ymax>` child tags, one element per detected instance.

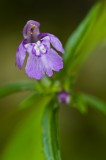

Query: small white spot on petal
<box><xmin>40</xmin><ymin>45</ymin><xmax>46</xmax><ymax>53</ymax></box>
<box><xmin>34</xmin><ymin>45</ymin><xmax>40</xmax><ymax>56</ymax></box>
<box><xmin>34</xmin><ymin>45</ymin><xmax>37</xmax><ymax>50</ymax></box>
<box><xmin>36</xmin><ymin>41</ymin><xmax>41</xmax><ymax>46</ymax></box>
<box><xmin>24</xmin><ymin>44</ymin><xmax>30</xmax><ymax>49</ymax></box>
<box><xmin>36</xmin><ymin>48</ymin><xmax>40</xmax><ymax>56</ymax></box>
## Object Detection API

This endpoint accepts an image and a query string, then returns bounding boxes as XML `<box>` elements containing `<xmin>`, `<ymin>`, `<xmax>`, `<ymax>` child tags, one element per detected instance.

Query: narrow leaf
<box><xmin>17</xmin><ymin>93</ymin><xmax>43</xmax><ymax>109</ymax></box>
<box><xmin>64</xmin><ymin>1</ymin><xmax>106</xmax><ymax>76</ymax></box>
<box><xmin>0</xmin><ymin>94</ymin><xmax>52</xmax><ymax>160</ymax></box>
<box><xmin>80</xmin><ymin>93</ymin><xmax>106</xmax><ymax>115</ymax></box>
<box><xmin>0</xmin><ymin>82</ymin><xmax>42</xmax><ymax>98</ymax></box>
<box><xmin>72</xmin><ymin>93</ymin><xmax>88</xmax><ymax>114</ymax></box>
<box><xmin>42</xmin><ymin>100</ymin><xmax>61</xmax><ymax>160</ymax></box>
<box><xmin>65</xmin><ymin>3</ymin><xmax>100</xmax><ymax>63</ymax></box>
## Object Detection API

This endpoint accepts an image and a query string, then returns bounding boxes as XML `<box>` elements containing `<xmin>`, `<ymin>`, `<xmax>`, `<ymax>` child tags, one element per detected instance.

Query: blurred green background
<box><xmin>1</xmin><ymin>0</ymin><xmax>106</xmax><ymax>160</ymax></box>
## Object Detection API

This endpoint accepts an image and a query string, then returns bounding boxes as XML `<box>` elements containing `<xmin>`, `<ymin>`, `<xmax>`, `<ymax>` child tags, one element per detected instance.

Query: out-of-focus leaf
<box><xmin>80</xmin><ymin>93</ymin><xmax>106</xmax><ymax>115</ymax></box>
<box><xmin>0</xmin><ymin>82</ymin><xmax>43</xmax><ymax>98</ymax></box>
<box><xmin>65</xmin><ymin>3</ymin><xmax>99</xmax><ymax>64</ymax></box>
<box><xmin>42</xmin><ymin>100</ymin><xmax>61</xmax><ymax>160</ymax></box>
<box><xmin>72</xmin><ymin>93</ymin><xmax>88</xmax><ymax>114</ymax></box>
<box><xmin>0</xmin><ymin>93</ymin><xmax>52</xmax><ymax>160</ymax></box>
<box><xmin>17</xmin><ymin>93</ymin><xmax>43</xmax><ymax>110</ymax></box>
<box><xmin>72</xmin><ymin>92</ymin><xmax>106</xmax><ymax>115</ymax></box>
<box><xmin>64</xmin><ymin>1</ymin><xmax>106</xmax><ymax>77</ymax></box>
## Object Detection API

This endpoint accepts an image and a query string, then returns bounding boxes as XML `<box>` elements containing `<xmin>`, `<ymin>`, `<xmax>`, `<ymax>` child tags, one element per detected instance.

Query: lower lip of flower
<box><xmin>33</xmin><ymin>44</ymin><xmax>47</xmax><ymax>57</ymax></box>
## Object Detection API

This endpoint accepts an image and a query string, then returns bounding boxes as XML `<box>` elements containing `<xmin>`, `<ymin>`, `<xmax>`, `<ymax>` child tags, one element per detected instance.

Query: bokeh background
<box><xmin>1</xmin><ymin>0</ymin><xmax>106</xmax><ymax>160</ymax></box>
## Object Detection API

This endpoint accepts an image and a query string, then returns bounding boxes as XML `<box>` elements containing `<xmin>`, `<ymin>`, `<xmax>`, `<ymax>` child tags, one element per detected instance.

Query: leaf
<box><xmin>42</xmin><ymin>100</ymin><xmax>61</xmax><ymax>160</ymax></box>
<box><xmin>17</xmin><ymin>93</ymin><xmax>42</xmax><ymax>109</ymax></box>
<box><xmin>0</xmin><ymin>81</ymin><xmax>42</xmax><ymax>98</ymax></box>
<box><xmin>64</xmin><ymin>1</ymin><xmax>106</xmax><ymax>77</ymax></box>
<box><xmin>80</xmin><ymin>93</ymin><xmax>106</xmax><ymax>115</ymax></box>
<box><xmin>0</xmin><ymin>93</ymin><xmax>52</xmax><ymax>160</ymax></box>
<box><xmin>72</xmin><ymin>93</ymin><xmax>88</xmax><ymax>114</ymax></box>
<box><xmin>72</xmin><ymin>92</ymin><xmax>106</xmax><ymax>115</ymax></box>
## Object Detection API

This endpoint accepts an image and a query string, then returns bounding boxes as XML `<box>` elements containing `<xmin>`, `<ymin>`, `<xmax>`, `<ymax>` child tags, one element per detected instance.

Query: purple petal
<box><xmin>48</xmin><ymin>34</ymin><xmax>64</xmax><ymax>54</ymax></box>
<box><xmin>40</xmin><ymin>55</ymin><xmax>53</xmax><ymax>77</ymax></box>
<box><xmin>25</xmin><ymin>55</ymin><xmax>45</xmax><ymax>80</ymax></box>
<box><xmin>42</xmin><ymin>49</ymin><xmax>63</xmax><ymax>73</ymax></box>
<box><xmin>38</xmin><ymin>33</ymin><xmax>48</xmax><ymax>40</ymax></box>
<box><xmin>23</xmin><ymin>20</ymin><xmax>40</xmax><ymax>39</ymax></box>
<box><xmin>16</xmin><ymin>41</ymin><xmax>26</xmax><ymax>69</ymax></box>
<box><xmin>25</xmin><ymin>48</ymin><xmax>63</xmax><ymax>79</ymax></box>
<box><xmin>41</xmin><ymin>36</ymin><xmax>50</xmax><ymax>49</ymax></box>
<box><xmin>24</xmin><ymin>43</ymin><xmax>34</xmax><ymax>55</ymax></box>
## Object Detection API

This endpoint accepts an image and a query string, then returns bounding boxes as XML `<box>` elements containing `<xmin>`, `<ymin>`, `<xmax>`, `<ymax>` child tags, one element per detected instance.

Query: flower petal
<box><xmin>48</xmin><ymin>34</ymin><xmax>64</xmax><ymax>54</ymax></box>
<box><xmin>41</xmin><ymin>55</ymin><xmax>53</xmax><ymax>77</ymax></box>
<box><xmin>24</xmin><ymin>43</ymin><xmax>34</xmax><ymax>55</ymax></box>
<box><xmin>41</xmin><ymin>36</ymin><xmax>50</xmax><ymax>49</ymax></box>
<box><xmin>23</xmin><ymin>20</ymin><xmax>40</xmax><ymax>38</ymax></box>
<box><xmin>16</xmin><ymin>41</ymin><xmax>26</xmax><ymax>69</ymax></box>
<box><xmin>42</xmin><ymin>48</ymin><xmax>63</xmax><ymax>73</ymax></box>
<box><xmin>25</xmin><ymin>55</ymin><xmax>45</xmax><ymax>80</ymax></box>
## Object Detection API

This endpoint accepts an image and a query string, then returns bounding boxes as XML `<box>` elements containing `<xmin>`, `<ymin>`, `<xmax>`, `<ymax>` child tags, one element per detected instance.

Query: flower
<box><xmin>57</xmin><ymin>91</ymin><xmax>70</xmax><ymax>104</ymax></box>
<box><xmin>16</xmin><ymin>20</ymin><xmax>64</xmax><ymax>80</ymax></box>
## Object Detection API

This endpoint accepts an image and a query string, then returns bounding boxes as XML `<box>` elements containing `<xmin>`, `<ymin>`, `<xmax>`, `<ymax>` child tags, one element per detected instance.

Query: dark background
<box><xmin>1</xmin><ymin>0</ymin><xmax>106</xmax><ymax>160</ymax></box>
<box><xmin>0</xmin><ymin>0</ymin><xmax>97</xmax><ymax>43</ymax></box>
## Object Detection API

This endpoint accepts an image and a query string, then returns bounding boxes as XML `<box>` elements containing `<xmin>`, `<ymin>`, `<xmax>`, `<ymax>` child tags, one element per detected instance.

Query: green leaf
<box><xmin>0</xmin><ymin>81</ymin><xmax>42</xmax><ymax>98</ymax></box>
<box><xmin>42</xmin><ymin>100</ymin><xmax>61</xmax><ymax>160</ymax></box>
<box><xmin>80</xmin><ymin>93</ymin><xmax>106</xmax><ymax>115</ymax></box>
<box><xmin>72</xmin><ymin>93</ymin><xmax>88</xmax><ymax>114</ymax></box>
<box><xmin>72</xmin><ymin>92</ymin><xmax>106</xmax><ymax>115</ymax></box>
<box><xmin>0</xmin><ymin>93</ymin><xmax>52</xmax><ymax>160</ymax></box>
<box><xmin>17</xmin><ymin>93</ymin><xmax>42</xmax><ymax>109</ymax></box>
<box><xmin>64</xmin><ymin>1</ymin><xmax>106</xmax><ymax>77</ymax></box>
